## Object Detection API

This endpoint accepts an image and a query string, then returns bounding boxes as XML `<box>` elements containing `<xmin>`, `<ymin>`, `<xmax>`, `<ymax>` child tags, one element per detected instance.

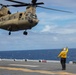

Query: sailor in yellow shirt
<box><xmin>58</xmin><ymin>47</ymin><xmax>68</xmax><ymax>70</ymax></box>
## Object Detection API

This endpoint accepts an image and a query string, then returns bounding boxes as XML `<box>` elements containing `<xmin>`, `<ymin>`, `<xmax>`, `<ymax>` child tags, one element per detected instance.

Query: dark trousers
<box><xmin>60</xmin><ymin>58</ymin><xmax>66</xmax><ymax>70</ymax></box>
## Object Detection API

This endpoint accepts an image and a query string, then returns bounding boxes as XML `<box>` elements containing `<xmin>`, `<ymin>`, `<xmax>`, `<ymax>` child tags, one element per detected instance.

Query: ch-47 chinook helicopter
<box><xmin>0</xmin><ymin>0</ymin><xmax>72</xmax><ymax>35</ymax></box>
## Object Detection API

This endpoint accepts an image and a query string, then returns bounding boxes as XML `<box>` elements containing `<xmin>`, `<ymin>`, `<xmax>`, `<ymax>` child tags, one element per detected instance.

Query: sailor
<box><xmin>58</xmin><ymin>47</ymin><xmax>68</xmax><ymax>70</ymax></box>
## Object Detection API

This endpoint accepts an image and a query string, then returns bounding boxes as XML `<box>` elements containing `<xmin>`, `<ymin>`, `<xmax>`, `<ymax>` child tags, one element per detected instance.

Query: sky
<box><xmin>0</xmin><ymin>0</ymin><xmax>76</xmax><ymax>51</ymax></box>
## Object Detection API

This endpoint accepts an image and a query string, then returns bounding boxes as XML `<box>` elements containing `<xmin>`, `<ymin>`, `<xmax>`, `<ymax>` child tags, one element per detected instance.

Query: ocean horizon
<box><xmin>0</xmin><ymin>48</ymin><xmax>76</xmax><ymax>63</ymax></box>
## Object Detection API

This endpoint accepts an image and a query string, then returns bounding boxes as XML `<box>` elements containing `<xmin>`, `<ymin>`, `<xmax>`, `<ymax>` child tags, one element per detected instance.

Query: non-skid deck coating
<box><xmin>0</xmin><ymin>60</ymin><xmax>76</xmax><ymax>75</ymax></box>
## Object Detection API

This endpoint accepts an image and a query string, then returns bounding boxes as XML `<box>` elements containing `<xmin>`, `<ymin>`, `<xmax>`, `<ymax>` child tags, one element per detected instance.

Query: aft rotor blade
<box><xmin>37</xmin><ymin>6</ymin><xmax>73</xmax><ymax>13</ymax></box>
<box><xmin>0</xmin><ymin>4</ymin><xmax>3</xmax><ymax>6</ymax></box>
<box><xmin>8</xmin><ymin>3</ymin><xmax>44</xmax><ymax>7</ymax></box>
<box><xmin>7</xmin><ymin>4</ymin><xmax>30</xmax><ymax>7</ymax></box>
<box><xmin>5</xmin><ymin>0</ymin><xmax>27</xmax><ymax>4</ymax></box>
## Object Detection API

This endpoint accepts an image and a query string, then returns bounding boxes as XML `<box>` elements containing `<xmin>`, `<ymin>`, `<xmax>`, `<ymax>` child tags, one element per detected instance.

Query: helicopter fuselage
<box><xmin>0</xmin><ymin>0</ymin><xmax>72</xmax><ymax>35</ymax></box>
<box><xmin>0</xmin><ymin>11</ymin><xmax>39</xmax><ymax>31</ymax></box>
<box><xmin>0</xmin><ymin>5</ymin><xmax>39</xmax><ymax>35</ymax></box>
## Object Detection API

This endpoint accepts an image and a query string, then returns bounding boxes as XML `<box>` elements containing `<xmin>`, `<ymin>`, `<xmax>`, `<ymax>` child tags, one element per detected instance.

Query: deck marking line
<box><xmin>56</xmin><ymin>71</ymin><xmax>76</xmax><ymax>75</ymax></box>
<box><xmin>9</xmin><ymin>64</ymin><xmax>39</xmax><ymax>67</ymax></box>
<box><xmin>0</xmin><ymin>66</ymin><xmax>76</xmax><ymax>75</ymax></box>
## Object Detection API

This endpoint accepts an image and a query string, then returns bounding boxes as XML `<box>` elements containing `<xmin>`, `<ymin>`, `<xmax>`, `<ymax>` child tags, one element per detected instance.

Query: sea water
<box><xmin>0</xmin><ymin>48</ymin><xmax>76</xmax><ymax>63</ymax></box>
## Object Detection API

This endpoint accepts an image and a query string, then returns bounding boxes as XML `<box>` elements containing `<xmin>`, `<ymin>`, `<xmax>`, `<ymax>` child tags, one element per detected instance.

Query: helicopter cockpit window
<box><xmin>26</xmin><ymin>12</ymin><xmax>37</xmax><ymax>19</ymax></box>
<box><xmin>27</xmin><ymin>12</ymin><xmax>31</xmax><ymax>17</ymax></box>
<box><xmin>31</xmin><ymin>14</ymin><xmax>37</xmax><ymax>19</ymax></box>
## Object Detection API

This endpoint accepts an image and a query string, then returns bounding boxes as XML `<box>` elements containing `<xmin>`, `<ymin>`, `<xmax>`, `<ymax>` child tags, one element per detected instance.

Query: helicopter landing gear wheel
<box><xmin>23</xmin><ymin>31</ymin><xmax>28</xmax><ymax>35</ymax></box>
<box><xmin>9</xmin><ymin>31</ymin><xmax>11</xmax><ymax>35</ymax></box>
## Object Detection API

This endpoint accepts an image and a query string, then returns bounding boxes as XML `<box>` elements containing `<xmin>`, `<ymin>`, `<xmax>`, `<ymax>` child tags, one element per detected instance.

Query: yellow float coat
<box><xmin>58</xmin><ymin>48</ymin><xmax>68</xmax><ymax>58</ymax></box>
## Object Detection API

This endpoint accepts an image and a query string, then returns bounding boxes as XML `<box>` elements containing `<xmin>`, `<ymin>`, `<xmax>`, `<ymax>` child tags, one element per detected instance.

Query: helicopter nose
<box><xmin>33</xmin><ymin>19</ymin><xmax>39</xmax><ymax>25</ymax></box>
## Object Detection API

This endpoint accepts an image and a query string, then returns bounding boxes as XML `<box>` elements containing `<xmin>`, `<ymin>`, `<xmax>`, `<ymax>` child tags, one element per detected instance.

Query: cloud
<box><xmin>41</xmin><ymin>25</ymin><xmax>51</xmax><ymax>32</ymax></box>
<box><xmin>41</xmin><ymin>25</ymin><xmax>57</xmax><ymax>32</ymax></box>
<box><xmin>0</xmin><ymin>29</ymin><xmax>76</xmax><ymax>51</ymax></box>
<box><xmin>0</xmin><ymin>0</ymin><xmax>76</xmax><ymax>50</ymax></box>
<box><xmin>36</xmin><ymin>11</ymin><xmax>76</xmax><ymax>35</ymax></box>
<box><xmin>38</xmin><ymin>12</ymin><xmax>76</xmax><ymax>22</ymax></box>
<box><xmin>41</xmin><ymin>24</ymin><xmax>76</xmax><ymax>35</ymax></box>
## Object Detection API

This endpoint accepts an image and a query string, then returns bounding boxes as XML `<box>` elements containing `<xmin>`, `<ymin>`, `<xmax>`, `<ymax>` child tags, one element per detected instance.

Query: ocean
<box><xmin>0</xmin><ymin>48</ymin><xmax>76</xmax><ymax>63</ymax></box>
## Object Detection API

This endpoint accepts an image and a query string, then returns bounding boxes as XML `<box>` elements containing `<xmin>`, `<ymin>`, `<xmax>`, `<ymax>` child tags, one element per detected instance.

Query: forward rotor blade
<box><xmin>35</xmin><ymin>2</ymin><xmax>44</xmax><ymax>5</ymax></box>
<box><xmin>5</xmin><ymin>0</ymin><xmax>44</xmax><ymax>6</ymax></box>
<box><xmin>32</xmin><ymin>0</ymin><xmax>37</xmax><ymax>4</ymax></box>
<box><xmin>37</xmin><ymin>6</ymin><xmax>73</xmax><ymax>13</ymax></box>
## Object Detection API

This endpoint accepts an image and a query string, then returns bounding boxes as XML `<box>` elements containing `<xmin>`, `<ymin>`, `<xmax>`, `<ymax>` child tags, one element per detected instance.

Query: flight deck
<box><xmin>0</xmin><ymin>59</ymin><xmax>76</xmax><ymax>75</ymax></box>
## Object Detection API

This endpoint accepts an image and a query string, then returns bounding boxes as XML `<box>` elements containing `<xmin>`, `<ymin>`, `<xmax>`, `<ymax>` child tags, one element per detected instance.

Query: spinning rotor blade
<box><xmin>5</xmin><ymin>0</ymin><xmax>26</xmax><ymax>4</ymax></box>
<box><xmin>37</xmin><ymin>6</ymin><xmax>73</xmax><ymax>13</ymax></box>
<box><xmin>35</xmin><ymin>2</ymin><xmax>44</xmax><ymax>5</ymax></box>
<box><xmin>9</xmin><ymin>3</ymin><xmax>44</xmax><ymax>7</ymax></box>
<box><xmin>8</xmin><ymin>4</ymin><xmax>30</xmax><ymax>7</ymax></box>
<box><xmin>0</xmin><ymin>3</ymin><xmax>27</xmax><ymax>7</ymax></box>
<box><xmin>6</xmin><ymin>0</ymin><xmax>38</xmax><ymax>5</ymax></box>
<box><xmin>0</xmin><ymin>4</ymin><xmax>2</xmax><ymax>6</ymax></box>
<box><xmin>5</xmin><ymin>0</ymin><xmax>44</xmax><ymax>6</ymax></box>
<box><xmin>5</xmin><ymin>0</ymin><xmax>72</xmax><ymax>13</ymax></box>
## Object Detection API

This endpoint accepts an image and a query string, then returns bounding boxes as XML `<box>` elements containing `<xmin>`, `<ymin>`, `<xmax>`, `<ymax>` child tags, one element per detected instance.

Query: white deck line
<box><xmin>9</xmin><ymin>64</ymin><xmax>39</xmax><ymax>67</ymax></box>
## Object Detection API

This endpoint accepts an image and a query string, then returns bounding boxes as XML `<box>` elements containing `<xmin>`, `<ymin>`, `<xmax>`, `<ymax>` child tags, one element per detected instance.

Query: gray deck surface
<box><xmin>0</xmin><ymin>60</ymin><xmax>76</xmax><ymax>75</ymax></box>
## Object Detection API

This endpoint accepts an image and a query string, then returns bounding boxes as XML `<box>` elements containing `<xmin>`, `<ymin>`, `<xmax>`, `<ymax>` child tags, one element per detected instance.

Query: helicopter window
<box><xmin>8</xmin><ymin>11</ymin><xmax>11</xmax><ymax>14</ymax></box>
<box><xmin>19</xmin><ymin>13</ymin><xmax>22</xmax><ymax>19</ymax></box>
<box><xmin>33</xmin><ymin>15</ymin><xmax>37</xmax><ymax>19</ymax></box>
<box><xmin>31</xmin><ymin>14</ymin><xmax>37</xmax><ymax>19</ymax></box>
<box><xmin>28</xmin><ymin>12</ymin><xmax>31</xmax><ymax>17</ymax></box>
<box><xmin>26</xmin><ymin>12</ymin><xmax>37</xmax><ymax>19</ymax></box>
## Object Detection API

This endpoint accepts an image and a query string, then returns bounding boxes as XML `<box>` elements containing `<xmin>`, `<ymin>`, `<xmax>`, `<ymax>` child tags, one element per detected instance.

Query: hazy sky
<box><xmin>0</xmin><ymin>0</ymin><xmax>76</xmax><ymax>51</ymax></box>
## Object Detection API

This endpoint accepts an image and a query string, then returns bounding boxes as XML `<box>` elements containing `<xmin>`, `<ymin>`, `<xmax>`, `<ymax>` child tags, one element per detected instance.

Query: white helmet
<box><xmin>63</xmin><ymin>48</ymin><xmax>66</xmax><ymax>51</ymax></box>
